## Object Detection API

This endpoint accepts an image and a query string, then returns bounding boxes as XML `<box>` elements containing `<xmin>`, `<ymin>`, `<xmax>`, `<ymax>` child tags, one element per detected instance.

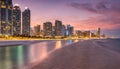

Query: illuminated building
<box><xmin>91</xmin><ymin>32</ymin><xmax>96</xmax><ymax>37</ymax></box>
<box><xmin>52</xmin><ymin>26</ymin><xmax>55</xmax><ymax>37</ymax></box>
<box><xmin>13</xmin><ymin>4</ymin><xmax>21</xmax><ymax>35</ymax></box>
<box><xmin>66</xmin><ymin>25</ymin><xmax>74</xmax><ymax>36</ymax></box>
<box><xmin>69</xmin><ymin>26</ymin><xmax>74</xmax><ymax>36</ymax></box>
<box><xmin>34</xmin><ymin>25</ymin><xmax>40</xmax><ymax>36</ymax></box>
<box><xmin>0</xmin><ymin>0</ymin><xmax>13</xmax><ymax>35</ymax></box>
<box><xmin>75</xmin><ymin>30</ymin><xmax>82</xmax><ymax>38</ymax></box>
<box><xmin>55</xmin><ymin>20</ymin><xmax>62</xmax><ymax>37</ymax></box>
<box><xmin>62</xmin><ymin>25</ymin><xmax>66</xmax><ymax>37</ymax></box>
<box><xmin>30</xmin><ymin>28</ymin><xmax>34</xmax><ymax>36</ymax></box>
<box><xmin>82</xmin><ymin>31</ymin><xmax>91</xmax><ymax>38</ymax></box>
<box><xmin>43</xmin><ymin>22</ymin><xmax>52</xmax><ymax>37</ymax></box>
<box><xmin>97</xmin><ymin>28</ymin><xmax>101</xmax><ymax>38</ymax></box>
<box><xmin>22</xmin><ymin>7</ymin><xmax>31</xmax><ymax>36</ymax></box>
<box><xmin>96</xmin><ymin>28</ymin><xmax>101</xmax><ymax>38</ymax></box>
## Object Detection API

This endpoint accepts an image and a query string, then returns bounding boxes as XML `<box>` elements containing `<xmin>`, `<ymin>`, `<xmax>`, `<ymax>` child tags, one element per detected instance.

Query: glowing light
<box><xmin>40</xmin><ymin>48</ymin><xmax>47</xmax><ymax>60</ymax></box>
<box><xmin>25</xmin><ymin>7</ymin><xmax>29</xmax><ymax>9</ymax></box>
<box><xmin>14</xmin><ymin>4</ymin><xmax>19</xmax><ymax>6</ymax></box>
<box><xmin>55</xmin><ymin>41</ymin><xmax>62</xmax><ymax>49</ymax></box>
<box><xmin>17</xmin><ymin>46</ymin><xmax>24</xmax><ymax>68</ymax></box>
<box><xmin>75</xmin><ymin>39</ymin><xmax>79</xmax><ymax>42</ymax></box>
<box><xmin>5</xmin><ymin>47</ymin><xmax>12</xmax><ymax>69</ymax></box>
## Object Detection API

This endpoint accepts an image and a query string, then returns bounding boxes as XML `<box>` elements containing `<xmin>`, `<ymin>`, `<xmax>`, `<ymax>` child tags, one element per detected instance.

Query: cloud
<box><xmin>70</xmin><ymin>1</ymin><xmax>120</xmax><ymax>15</ymax></box>
<box><xmin>74</xmin><ymin>16</ymin><xmax>120</xmax><ymax>30</ymax></box>
<box><xmin>69</xmin><ymin>1</ymin><xmax>120</xmax><ymax>30</ymax></box>
<box><xmin>70</xmin><ymin>3</ymin><xmax>97</xmax><ymax>13</ymax></box>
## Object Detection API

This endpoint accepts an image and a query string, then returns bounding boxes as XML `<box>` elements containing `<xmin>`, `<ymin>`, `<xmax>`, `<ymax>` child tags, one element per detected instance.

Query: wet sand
<box><xmin>32</xmin><ymin>39</ymin><xmax>120</xmax><ymax>69</ymax></box>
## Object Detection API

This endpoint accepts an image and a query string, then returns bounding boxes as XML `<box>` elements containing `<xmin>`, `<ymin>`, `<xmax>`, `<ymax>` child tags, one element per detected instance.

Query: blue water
<box><xmin>0</xmin><ymin>40</ymin><xmax>78</xmax><ymax>69</ymax></box>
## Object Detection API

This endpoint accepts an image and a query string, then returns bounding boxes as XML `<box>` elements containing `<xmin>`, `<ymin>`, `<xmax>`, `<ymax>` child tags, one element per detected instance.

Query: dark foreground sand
<box><xmin>32</xmin><ymin>39</ymin><xmax>120</xmax><ymax>69</ymax></box>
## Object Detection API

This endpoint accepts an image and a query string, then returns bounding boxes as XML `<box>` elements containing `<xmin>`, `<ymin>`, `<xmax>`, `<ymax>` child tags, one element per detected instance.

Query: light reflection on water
<box><xmin>17</xmin><ymin>46</ymin><xmax>24</xmax><ymax>67</ymax></box>
<box><xmin>55</xmin><ymin>41</ymin><xmax>62</xmax><ymax>50</ymax></box>
<box><xmin>75</xmin><ymin>39</ymin><xmax>79</xmax><ymax>42</ymax></box>
<box><xmin>28</xmin><ymin>43</ymin><xmax>46</xmax><ymax>63</ymax></box>
<box><xmin>0</xmin><ymin>40</ymin><xmax>79</xmax><ymax>69</ymax></box>
<box><xmin>5</xmin><ymin>47</ymin><xmax>12</xmax><ymax>69</ymax></box>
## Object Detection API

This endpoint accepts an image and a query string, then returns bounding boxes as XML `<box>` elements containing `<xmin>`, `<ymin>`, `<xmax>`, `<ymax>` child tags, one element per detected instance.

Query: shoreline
<box><xmin>0</xmin><ymin>39</ymin><xmax>77</xmax><ymax>47</ymax></box>
<box><xmin>0</xmin><ymin>38</ymin><xmax>119</xmax><ymax>47</ymax></box>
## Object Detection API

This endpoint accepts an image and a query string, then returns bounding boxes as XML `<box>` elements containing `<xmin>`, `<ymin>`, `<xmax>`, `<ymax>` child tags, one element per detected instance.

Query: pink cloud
<box><xmin>69</xmin><ymin>1</ymin><xmax>120</xmax><ymax>31</ymax></box>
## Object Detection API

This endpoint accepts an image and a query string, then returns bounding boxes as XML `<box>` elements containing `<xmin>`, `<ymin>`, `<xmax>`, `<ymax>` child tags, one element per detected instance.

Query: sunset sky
<box><xmin>13</xmin><ymin>0</ymin><xmax>120</xmax><ymax>37</ymax></box>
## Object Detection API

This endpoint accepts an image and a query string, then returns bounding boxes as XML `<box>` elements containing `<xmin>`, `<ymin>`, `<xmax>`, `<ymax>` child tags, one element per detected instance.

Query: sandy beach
<box><xmin>32</xmin><ymin>39</ymin><xmax>120</xmax><ymax>69</ymax></box>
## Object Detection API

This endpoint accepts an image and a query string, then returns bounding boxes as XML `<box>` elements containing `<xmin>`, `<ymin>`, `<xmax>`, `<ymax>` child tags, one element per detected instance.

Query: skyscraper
<box><xmin>34</xmin><ymin>25</ymin><xmax>40</xmax><ymax>36</ymax></box>
<box><xmin>70</xmin><ymin>26</ymin><xmax>74</xmax><ymax>36</ymax></box>
<box><xmin>97</xmin><ymin>28</ymin><xmax>101</xmax><ymax>38</ymax></box>
<box><xmin>62</xmin><ymin>25</ymin><xmax>66</xmax><ymax>37</ymax></box>
<box><xmin>22</xmin><ymin>7</ymin><xmax>31</xmax><ymax>36</ymax></box>
<box><xmin>13</xmin><ymin>4</ymin><xmax>21</xmax><ymax>36</ymax></box>
<box><xmin>43</xmin><ymin>22</ymin><xmax>52</xmax><ymax>37</ymax></box>
<box><xmin>66</xmin><ymin>25</ymin><xmax>74</xmax><ymax>36</ymax></box>
<box><xmin>0</xmin><ymin>0</ymin><xmax>13</xmax><ymax>35</ymax></box>
<box><xmin>55</xmin><ymin>20</ymin><xmax>62</xmax><ymax>36</ymax></box>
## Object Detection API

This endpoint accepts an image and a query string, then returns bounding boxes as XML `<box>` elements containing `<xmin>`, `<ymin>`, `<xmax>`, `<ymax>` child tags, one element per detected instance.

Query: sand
<box><xmin>32</xmin><ymin>39</ymin><xmax>120</xmax><ymax>69</ymax></box>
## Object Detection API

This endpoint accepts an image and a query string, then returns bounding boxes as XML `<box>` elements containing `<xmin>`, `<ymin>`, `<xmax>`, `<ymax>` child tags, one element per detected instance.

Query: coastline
<box><xmin>0</xmin><ymin>38</ymin><xmax>77</xmax><ymax>46</ymax></box>
<box><xmin>0</xmin><ymin>38</ymin><xmax>118</xmax><ymax>47</ymax></box>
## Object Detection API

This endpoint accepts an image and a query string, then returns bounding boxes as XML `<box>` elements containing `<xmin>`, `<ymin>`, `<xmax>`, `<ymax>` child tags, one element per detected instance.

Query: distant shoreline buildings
<box><xmin>31</xmin><ymin>20</ymin><xmax>74</xmax><ymax>38</ymax></box>
<box><xmin>33</xmin><ymin>22</ymin><xmax>104</xmax><ymax>38</ymax></box>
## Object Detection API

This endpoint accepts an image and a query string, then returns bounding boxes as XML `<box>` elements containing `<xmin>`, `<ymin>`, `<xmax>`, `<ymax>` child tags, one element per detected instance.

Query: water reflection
<box><xmin>74</xmin><ymin>39</ymin><xmax>79</xmax><ymax>42</ymax></box>
<box><xmin>69</xmin><ymin>40</ymin><xmax>74</xmax><ymax>44</ymax></box>
<box><xmin>5</xmin><ymin>47</ymin><xmax>12</xmax><ymax>69</ymax></box>
<box><xmin>55</xmin><ymin>41</ymin><xmax>62</xmax><ymax>50</ymax></box>
<box><xmin>39</xmin><ymin>45</ymin><xmax>47</xmax><ymax>61</ymax></box>
<box><xmin>0</xmin><ymin>40</ymin><xmax>77</xmax><ymax>69</ymax></box>
<box><xmin>0</xmin><ymin>47</ymin><xmax>13</xmax><ymax>69</ymax></box>
<box><xmin>17</xmin><ymin>46</ymin><xmax>24</xmax><ymax>69</ymax></box>
<box><xmin>28</xmin><ymin>42</ymin><xmax>51</xmax><ymax>66</ymax></box>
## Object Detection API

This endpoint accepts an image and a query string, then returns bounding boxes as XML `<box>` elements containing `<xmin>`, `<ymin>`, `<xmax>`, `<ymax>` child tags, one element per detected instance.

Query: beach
<box><xmin>32</xmin><ymin>39</ymin><xmax>120</xmax><ymax>69</ymax></box>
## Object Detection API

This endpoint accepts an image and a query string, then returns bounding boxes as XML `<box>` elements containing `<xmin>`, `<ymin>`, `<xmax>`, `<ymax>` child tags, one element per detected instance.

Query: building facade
<box><xmin>34</xmin><ymin>25</ymin><xmax>40</xmax><ymax>36</ymax></box>
<box><xmin>0</xmin><ymin>0</ymin><xmax>13</xmax><ymax>35</ymax></box>
<box><xmin>13</xmin><ymin>4</ymin><xmax>21</xmax><ymax>36</ymax></box>
<box><xmin>55</xmin><ymin>20</ymin><xmax>62</xmax><ymax>36</ymax></box>
<box><xmin>43</xmin><ymin>22</ymin><xmax>52</xmax><ymax>37</ymax></box>
<box><xmin>66</xmin><ymin>25</ymin><xmax>74</xmax><ymax>36</ymax></box>
<box><xmin>61</xmin><ymin>25</ymin><xmax>66</xmax><ymax>37</ymax></box>
<box><xmin>22</xmin><ymin>7</ymin><xmax>30</xmax><ymax>36</ymax></box>
<box><xmin>97</xmin><ymin>28</ymin><xmax>101</xmax><ymax>38</ymax></box>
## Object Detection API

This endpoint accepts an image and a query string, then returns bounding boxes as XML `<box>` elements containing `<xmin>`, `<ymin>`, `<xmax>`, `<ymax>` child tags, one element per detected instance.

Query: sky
<box><xmin>13</xmin><ymin>0</ymin><xmax>120</xmax><ymax>37</ymax></box>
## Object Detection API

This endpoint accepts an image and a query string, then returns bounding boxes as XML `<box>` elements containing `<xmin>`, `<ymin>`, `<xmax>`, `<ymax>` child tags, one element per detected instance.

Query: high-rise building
<box><xmin>55</xmin><ymin>20</ymin><xmax>62</xmax><ymax>36</ymax></box>
<box><xmin>0</xmin><ymin>0</ymin><xmax>13</xmax><ymax>35</ymax></box>
<box><xmin>30</xmin><ymin>27</ymin><xmax>34</xmax><ymax>36</ymax></box>
<box><xmin>22</xmin><ymin>7</ymin><xmax>31</xmax><ymax>36</ymax></box>
<box><xmin>70</xmin><ymin>26</ymin><xmax>74</xmax><ymax>36</ymax></box>
<box><xmin>13</xmin><ymin>4</ymin><xmax>21</xmax><ymax>35</ymax></box>
<box><xmin>34</xmin><ymin>25</ymin><xmax>40</xmax><ymax>36</ymax></box>
<box><xmin>52</xmin><ymin>26</ymin><xmax>55</xmax><ymax>36</ymax></box>
<box><xmin>43</xmin><ymin>22</ymin><xmax>52</xmax><ymax>37</ymax></box>
<box><xmin>66</xmin><ymin>25</ymin><xmax>74</xmax><ymax>36</ymax></box>
<box><xmin>97</xmin><ymin>28</ymin><xmax>101</xmax><ymax>38</ymax></box>
<box><xmin>62</xmin><ymin>25</ymin><xmax>66</xmax><ymax>37</ymax></box>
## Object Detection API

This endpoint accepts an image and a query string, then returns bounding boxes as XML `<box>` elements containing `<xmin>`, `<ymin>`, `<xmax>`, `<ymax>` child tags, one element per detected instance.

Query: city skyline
<box><xmin>13</xmin><ymin>0</ymin><xmax>120</xmax><ymax>37</ymax></box>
